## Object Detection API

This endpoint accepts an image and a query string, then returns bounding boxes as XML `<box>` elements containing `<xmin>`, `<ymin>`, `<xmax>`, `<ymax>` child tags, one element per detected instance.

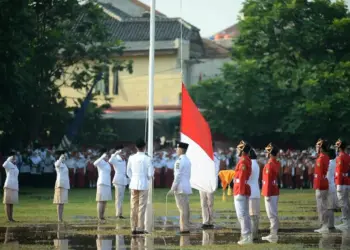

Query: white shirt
<box><xmin>109</xmin><ymin>152</ymin><xmax>128</xmax><ymax>186</ymax></box>
<box><xmin>94</xmin><ymin>154</ymin><xmax>111</xmax><ymax>187</ymax></box>
<box><xmin>54</xmin><ymin>157</ymin><xmax>70</xmax><ymax>190</ymax></box>
<box><xmin>172</xmin><ymin>154</ymin><xmax>192</xmax><ymax>195</ymax></box>
<box><xmin>43</xmin><ymin>155</ymin><xmax>55</xmax><ymax>173</ymax></box>
<box><xmin>127</xmin><ymin>152</ymin><xmax>154</xmax><ymax>190</ymax></box>
<box><xmin>327</xmin><ymin>159</ymin><xmax>336</xmax><ymax>193</ymax></box>
<box><xmin>247</xmin><ymin>159</ymin><xmax>260</xmax><ymax>198</ymax></box>
<box><xmin>3</xmin><ymin>157</ymin><xmax>19</xmax><ymax>191</ymax></box>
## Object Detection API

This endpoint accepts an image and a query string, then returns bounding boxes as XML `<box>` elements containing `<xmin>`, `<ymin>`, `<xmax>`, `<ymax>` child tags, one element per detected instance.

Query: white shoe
<box><xmin>314</xmin><ymin>225</ymin><xmax>329</xmax><ymax>234</ymax></box>
<box><xmin>262</xmin><ymin>234</ymin><xmax>278</xmax><ymax>242</ymax></box>
<box><xmin>335</xmin><ymin>220</ymin><xmax>349</xmax><ymax>231</ymax></box>
<box><xmin>237</xmin><ymin>234</ymin><xmax>253</xmax><ymax>245</ymax></box>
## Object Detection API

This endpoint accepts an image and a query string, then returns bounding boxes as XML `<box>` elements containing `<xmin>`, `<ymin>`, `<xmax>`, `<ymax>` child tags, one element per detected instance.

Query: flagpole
<box><xmin>145</xmin><ymin>0</ymin><xmax>155</xmax><ymax>233</ymax></box>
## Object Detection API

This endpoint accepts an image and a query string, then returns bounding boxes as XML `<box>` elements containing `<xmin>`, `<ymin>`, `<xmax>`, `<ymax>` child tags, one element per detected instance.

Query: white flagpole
<box><xmin>145</xmin><ymin>0</ymin><xmax>155</xmax><ymax>233</ymax></box>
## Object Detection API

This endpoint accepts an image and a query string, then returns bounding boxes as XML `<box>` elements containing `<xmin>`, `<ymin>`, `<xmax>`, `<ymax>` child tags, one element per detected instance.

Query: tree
<box><xmin>191</xmin><ymin>0</ymin><xmax>350</xmax><ymax>147</ymax></box>
<box><xmin>0</xmin><ymin>0</ymin><xmax>132</xmax><ymax>150</ymax></box>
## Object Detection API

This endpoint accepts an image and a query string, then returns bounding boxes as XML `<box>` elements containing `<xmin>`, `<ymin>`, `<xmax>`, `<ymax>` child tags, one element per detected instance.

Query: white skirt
<box><xmin>96</xmin><ymin>185</ymin><xmax>112</xmax><ymax>201</ymax></box>
<box><xmin>53</xmin><ymin>188</ymin><xmax>69</xmax><ymax>204</ymax></box>
<box><xmin>3</xmin><ymin>188</ymin><xmax>19</xmax><ymax>204</ymax></box>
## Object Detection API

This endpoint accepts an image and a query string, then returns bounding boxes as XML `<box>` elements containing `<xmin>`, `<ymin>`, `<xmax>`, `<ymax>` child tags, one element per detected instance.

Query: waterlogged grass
<box><xmin>0</xmin><ymin>188</ymin><xmax>327</xmax><ymax>224</ymax></box>
<box><xmin>0</xmin><ymin>188</ymin><xmax>344</xmax><ymax>250</ymax></box>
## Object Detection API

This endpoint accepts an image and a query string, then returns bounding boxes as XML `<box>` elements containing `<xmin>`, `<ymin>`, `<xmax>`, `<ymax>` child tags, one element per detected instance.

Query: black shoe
<box><xmin>118</xmin><ymin>216</ymin><xmax>126</xmax><ymax>219</ymax></box>
<box><xmin>179</xmin><ymin>231</ymin><xmax>190</xmax><ymax>234</ymax></box>
<box><xmin>329</xmin><ymin>227</ymin><xmax>336</xmax><ymax>230</ymax></box>
<box><xmin>131</xmin><ymin>230</ymin><xmax>138</xmax><ymax>235</ymax></box>
<box><xmin>206</xmin><ymin>224</ymin><xmax>214</xmax><ymax>229</ymax></box>
<box><xmin>201</xmin><ymin>224</ymin><xmax>209</xmax><ymax>229</ymax></box>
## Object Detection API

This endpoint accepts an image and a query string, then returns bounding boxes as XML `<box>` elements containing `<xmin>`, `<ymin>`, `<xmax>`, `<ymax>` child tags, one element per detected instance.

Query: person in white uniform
<box><xmin>168</xmin><ymin>142</ymin><xmax>192</xmax><ymax>234</ymax></box>
<box><xmin>127</xmin><ymin>139</ymin><xmax>154</xmax><ymax>235</ymax></box>
<box><xmin>247</xmin><ymin>149</ymin><xmax>261</xmax><ymax>240</ymax></box>
<box><xmin>2</xmin><ymin>151</ymin><xmax>19</xmax><ymax>222</ymax></box>
<box><xmin>109</xmin><ymin>145</ymin><xmax>128</xmax><ymax>219</ymax></box>
<box><xmin>327</xmin><ymin>149</ymin><xmax>337</xmax><ymax>229</ymax></box>
<box><xmin>53</xmin><ymin>150</ymin><xmax>70</xmax><ymax>222</ymax></box>
<box><xmin>94</xmin><ymin>149</ymin><xmax>112</xmax><ymax>222</ymax></box>
<box><xmin>200</xmin><ymin>142</ymin><xmax>220</xmax><ymax>229</ymax></box>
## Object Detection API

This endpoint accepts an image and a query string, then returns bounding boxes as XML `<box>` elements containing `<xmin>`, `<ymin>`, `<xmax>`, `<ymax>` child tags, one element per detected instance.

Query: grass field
<box><xmin>0</xmin><ymin>188</ymin><xmax>348</xmax><ymax>249</ymax></box>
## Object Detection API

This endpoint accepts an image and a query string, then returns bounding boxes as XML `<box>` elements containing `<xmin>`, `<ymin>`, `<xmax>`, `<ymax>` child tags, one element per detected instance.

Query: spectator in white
<box><xmin>247</xmin><ymin>149</ymin><xmax>261</xmax><ymax>240</ymax></box>
<box><xmin>127</xmin><ymin>138</ymin><xmax>154</xmax><ymax>235</ymax></box>
<box><xmin>199</xmin><ymin>142</ymin><xmax>220</xmax><ymax>229</ymax></box>
<box><xmin>94</xmin><ymin>149</ymin><xmax>112</xmax><ymax>222</ymax></box>
<box><xmin>109</xmin><ymin>145</ymin><xmax>128</xmax><ymax>219</ymax></box>
<box><xmin>2</xmin><ymin>151</ymin><xmax>19</xmax><ymax>222</ymax></box>
<box><xmin>53</xmin><ymin>150</ymin><xmax>70</xmax><ymax>222</ymax></box>
<box><xmin>43</xmin><ymin>150</ymin><xmax>56</xmax><ymax>187</ymax></box>
<box><xmin>30</xmin><ymin>150</ymin><xmax>42</xmax><ymax>174</ymax></box>
<box><xmin>327</xmin><ymin>149</ymin><xmax>337</xmax><ymax>229</ymax></box>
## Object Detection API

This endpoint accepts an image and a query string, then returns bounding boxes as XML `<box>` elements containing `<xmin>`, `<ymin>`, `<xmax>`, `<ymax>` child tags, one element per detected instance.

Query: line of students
<box><xmin>232</xmin><ymin>138</ymin><xmax>350</xmax><ymax>245</ymax></box>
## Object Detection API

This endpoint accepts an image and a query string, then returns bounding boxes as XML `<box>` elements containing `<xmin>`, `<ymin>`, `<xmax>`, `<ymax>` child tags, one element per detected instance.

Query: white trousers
<box><xmin>199</xmin><ymin>191</ymin><xmax>214</xmax><ymax>225</ymax></box>
<box><xmin>114</xmin><ymin>184</ymin><xmax>126</xmax><ymax>216</ymax></box>
<box><xmin>234</xmin><ymin>195</ymin><xmax>251</xmax><ymax>235</ymax></box>
<box><xmin>337</xmin><ymin>187</ymin><xmax>350</xmax><ymax>221</ymax></box>
<box><xmin>316</xmin><ymin>190</ymin><xmax>329</xmax><ymax>225</ymax></box>
<box><xmin>264</xmin><ymin>196</ymin><xmax>279</xmax><ymax>234</ymax></box>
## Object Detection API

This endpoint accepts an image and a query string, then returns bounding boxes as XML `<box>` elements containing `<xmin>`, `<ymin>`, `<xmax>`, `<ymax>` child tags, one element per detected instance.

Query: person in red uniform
<box><xmin>261</xmin><ymin>143</ymin><xmax>281</xmax><ymax>242</ymax></box>
<box><xmin>313</xmin><ymin>138</ymin><xmax>330</xmax><ymax>233</ymax></box>
<box><xmin>334</xmin><ymin>138</ymin><xmax>350</xmax><ymax>230</ymax></box>
<box><xmin>233</xmin><ymin>140</ymin><xmax>252</xmax><ymax>245</ymax></box>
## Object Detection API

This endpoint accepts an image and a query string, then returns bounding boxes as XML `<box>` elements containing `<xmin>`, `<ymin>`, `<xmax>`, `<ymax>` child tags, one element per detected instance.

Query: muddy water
<box><xmin>0</xmin><ymin>222</ymin><xmax>349</xmax><ymax>249</ymax></box>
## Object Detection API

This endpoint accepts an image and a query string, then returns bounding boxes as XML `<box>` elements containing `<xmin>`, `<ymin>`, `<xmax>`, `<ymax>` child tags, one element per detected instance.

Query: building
<box><xmin>210</xmin><ymin>23</ymin><xmax>240</xmax><ymax>49</ymax></box>
<box><xmin>59</xmin><ymin>0</ymin><xmax>230</xmax><ymax>141</ymax></box>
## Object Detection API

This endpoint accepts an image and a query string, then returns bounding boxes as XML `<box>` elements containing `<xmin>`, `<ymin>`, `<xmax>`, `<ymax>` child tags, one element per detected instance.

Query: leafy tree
<box><xmin>191</xmin><ymin>0</ymin><xmax>350</xmax><ymax>147</ymax></box>
<box><xmin>0</xmin><ymin>0</ymin><xmax>132</xmax><ymax>150</ymax></box>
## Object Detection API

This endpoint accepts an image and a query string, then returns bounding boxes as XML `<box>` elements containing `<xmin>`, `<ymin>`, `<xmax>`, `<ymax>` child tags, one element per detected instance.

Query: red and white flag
<box><xmin>180</xmin><ymin>83</ymin><xmax>217</xmax><ymax>193</ymax></box>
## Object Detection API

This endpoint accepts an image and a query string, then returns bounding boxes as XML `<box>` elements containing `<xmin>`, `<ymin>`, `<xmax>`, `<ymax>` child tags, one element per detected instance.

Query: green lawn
<box><xmin>0</xmin><ymin>188</ymin><xmax>345</xmax><ymax>250</ymax></box>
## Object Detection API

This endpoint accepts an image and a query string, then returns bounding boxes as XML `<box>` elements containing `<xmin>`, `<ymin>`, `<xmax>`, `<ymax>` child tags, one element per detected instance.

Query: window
<box><xmin>113</xmin><ymin>71</ymin><xmax>119</xmax><ymax>95</ymax></box>
<box><xmin>104</xmin><ymin>71</ymin><xmax>109</xmax><ymax>95</ymax></box>
<box><xmin>95</xmin><ymin>71</ymin><xmax>109</xmax><ymax>95</ymax></box>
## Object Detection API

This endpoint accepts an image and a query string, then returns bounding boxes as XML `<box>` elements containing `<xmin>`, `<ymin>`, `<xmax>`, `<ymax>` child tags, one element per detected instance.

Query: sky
<box><xmin>139</xmin><ymin>0</ymin><xmax>350</xmax><ymax>38</ymax></box>
<box><xmin>139</xmin><ymin>0</ymin><xmax>245</xmax><ymax>37</ymax></box>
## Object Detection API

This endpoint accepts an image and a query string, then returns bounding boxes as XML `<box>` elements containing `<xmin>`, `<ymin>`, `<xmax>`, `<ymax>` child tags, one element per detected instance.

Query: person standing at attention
<box><xmin>234</xmin><ymin>140</ymin><xmax>252</xmax><ymax>245</ymax></box>
<box><xmin>127</xmin><ymin>139</ymin><xmax>154</xmax><ymax>235</ymax></box>
<box><xmin>168</xmin><ymin>142</ymin><xmax>192</xmax><ymax>234</ymax></box>
<box><xmin>2</xmin><ymin>151</ymin><xmax>19</xmax><ymax>222</ymax></box>
<box><xmin>199</xmin><ymin>142</ymin><xmax>220</xmax><ymax>229</ymax></box>
<box><xmin>261</xmin><ymin>143</ymin><xmax>281</xmax><ymax>242</ymax></box>
<box><xmin>247</xmin><ymin>149</ymin><xmax>260</xmax><ymax>241</ymax></box>
<box><xmin>109</xmin><ymin>145</ymin><xmax>128</xmax><ymax>219</ymax></box>
<box><xmin>53</xmin><ymin>150</ymin><xmax>70</xmax><ymax>222</ymax></box>
<box><xmin>313</xmin><ymin>139</ymin><xmax>330</xmax><ymax>233</ymax></box>
<box><xmin>94</xmin><ymin>149</ymin><xmax>112</xmax><ymax>222</ymax></box>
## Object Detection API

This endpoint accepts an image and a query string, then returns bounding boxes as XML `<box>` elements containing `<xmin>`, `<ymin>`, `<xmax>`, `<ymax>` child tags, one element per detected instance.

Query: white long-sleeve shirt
<box><xmin>54</xmin><ymin>157</ymin><xmax>70</xmax><ymax>190</ymax></box>
<box><xmin>94</xmin><ymin>154</ymin><xmax>111</xmax><ymax>187</ymax></box>
<box><xmin>327</xmin><ymin>159</ymin><xmax>336</xmax><ymax>193</ymax></box>
<box><xmin>109</xmin><ymin>152</ymin><xmax>128</xmax><ymax>186</ymax></box>
<box><xmin>3</xmin><ymin>157</ymin><xmax>19</xmax><ymax>191</ymax></box>
<box><xmin>127</xmin><ymin>152</ymin><xmax>153</xmax><ymax>190</ymax></box>
<box><xmin>247</xmin><ymin>159</ymin><xmax>260</xmax><ymax>199</ymax></box>
<box><xmin>171</xmin><ymin>154</ymin><xmax>192</xmax><ymax>195</ymax></box>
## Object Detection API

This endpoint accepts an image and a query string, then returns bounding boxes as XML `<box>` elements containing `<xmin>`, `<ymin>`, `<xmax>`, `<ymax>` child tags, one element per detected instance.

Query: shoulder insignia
<box><xmin>242</xmin><ymin>165</ymin><xmax>246</xmax><ymax>170</ymax></box>
<box><xmin>317</xmin><ymin>162</ymin><xmax>320</xmax><ymax>167</ymax></box>
<box><xmin>266</xmin><ymin>168</ymin><xmax>269</xmax><ymax>174</ymax></box>
<box><xmin>175</xmin><ymin>162</ymin><xmax>180</xmax><ymax>169</ymax></box>
<box><xmin>337</xmin><ymin>160</ymin><xmax>342</xmax><ymax>165</ymax></box>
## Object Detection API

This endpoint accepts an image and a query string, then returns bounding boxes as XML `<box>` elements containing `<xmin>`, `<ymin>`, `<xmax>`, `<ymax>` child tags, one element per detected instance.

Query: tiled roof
<box><xmin>202</xmin><ymin>39</ymin><xmax>230</xmax><ymax>58</ymax></box>
<box><xmin>215</xmin><ymin>23</ymin><xmax>240</xmax><ymax>37</ymax></box>
<box><xmin>102</xmin><ymin>15</ymin><xmax>198</xmax><ymax>42</ymax></box>
<box><xmin>99</xmin><ymin>3</ymin><xmax>131</xmax><ymax>19</ymax></box>
<box><xmin>130</xmin><ymin>0</ymin><xmax>165</xmax><ymax>16</ymax></box>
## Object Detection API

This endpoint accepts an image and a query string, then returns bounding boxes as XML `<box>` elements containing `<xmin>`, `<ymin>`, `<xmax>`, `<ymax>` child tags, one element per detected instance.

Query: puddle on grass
<box><xmin>0</xmin><ymin>223</ymin><xmax>349</xmax><ymax>249</ymax></box>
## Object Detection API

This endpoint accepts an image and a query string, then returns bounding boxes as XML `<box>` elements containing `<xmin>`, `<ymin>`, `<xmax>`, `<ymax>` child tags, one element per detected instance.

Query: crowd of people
<box><xmin>0</xmin><ymin>143</ymin><xmax>331</xmax><ymax>190</ymax></box>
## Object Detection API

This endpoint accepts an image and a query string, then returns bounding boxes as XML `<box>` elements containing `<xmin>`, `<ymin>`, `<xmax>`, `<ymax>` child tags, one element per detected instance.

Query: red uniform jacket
<box><xmin>262</xmin><ymin>158</ymin><xmax>281</xmax><ymax>197</ymax></box>
<box><xmin>313</xmin><ymin>153</ymin><xmax>329</xmax><ymax>190</ymax></box>
<box><xmin>335</xmin><ymin>152</ymin><xmax>349</xmax><ymax>186</ymax></box>
<box><xmin>233</xmin><ymin>155</ymin><xmax>252</xmax><ymax>196</ymax></box>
